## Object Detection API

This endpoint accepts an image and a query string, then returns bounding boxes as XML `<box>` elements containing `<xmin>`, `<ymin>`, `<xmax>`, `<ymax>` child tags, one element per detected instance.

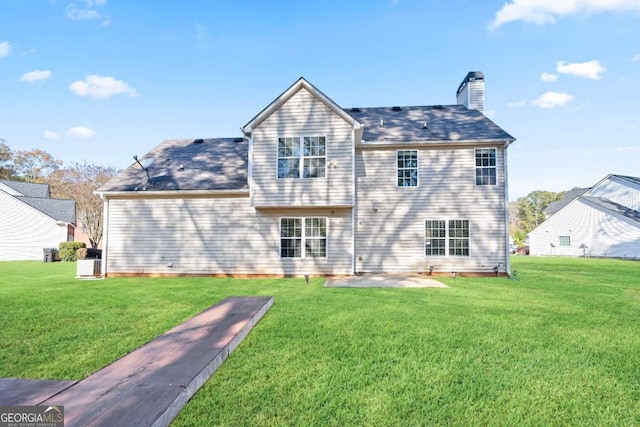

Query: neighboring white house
<box><xmin>528</xmin><ymin>175</ymin><xmax>640</xmax><ymax>259</ymax></box>
<box><xmin>97</xmin><ymin>73</ymin><xmax>516</xmax><ymax>277</ymax></box>
<box><xmin>0</xmin><ymin>180</ymin><xmax>76</xmax><ymax>261</ymax></box>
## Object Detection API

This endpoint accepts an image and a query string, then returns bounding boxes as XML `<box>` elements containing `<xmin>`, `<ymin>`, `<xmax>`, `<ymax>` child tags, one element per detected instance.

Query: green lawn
<box><xmin>1</xmin><ymin>257</ymin><xmax>639</xmax><ymax>426</ymax></box>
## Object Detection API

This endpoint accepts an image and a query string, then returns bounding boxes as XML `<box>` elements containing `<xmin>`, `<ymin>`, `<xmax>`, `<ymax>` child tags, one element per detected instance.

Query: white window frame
<box><xmin>396</xmin><ymin>149</ymin><xmax>419</xmax><ymax>187</ymax></box>
<box><xmin>475</xmin><ymin>148</ymin><xmax>497</xmax><ymax>186</ymax></box>
<box><xmin>280</xmin><ymin>217</ymin><xmax>328</xmax><ymax>258</ymax></box>
<box><xmin>277</xmin><ymin>136</ymin><xmax>327</xmax><ymax>180</ymax></box>
<box><xmin>424</xmin><ymin>219</ymin><xmax>470</xmax><ymax>257</ymax></box>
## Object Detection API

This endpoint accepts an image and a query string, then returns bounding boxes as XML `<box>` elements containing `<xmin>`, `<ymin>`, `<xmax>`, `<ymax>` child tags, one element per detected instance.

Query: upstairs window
<box><xmin>280</xmin><ymin>217</ymin><xmax>327</xmax><ymax>258</ymax></box>
<box><xmin>397</xmin><ymin>150</ymin><xmax>418</xmax><ymax>187</ymax></box>
<box><xmin>475</xmin><ymin>148</ymin><xmax>496</xmax><ymax>186</ymax></box>
<box><xmin>277</xmin><ymin>136</ymin><xmax>326</xmax><ymax>179</ymax></box>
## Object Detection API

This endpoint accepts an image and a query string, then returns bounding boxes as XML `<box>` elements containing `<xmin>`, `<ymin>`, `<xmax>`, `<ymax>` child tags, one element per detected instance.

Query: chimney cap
<box><xmin>456</xmin><ymin>71</ymin><xmax>485</xmax><ymax>96</ymax></box>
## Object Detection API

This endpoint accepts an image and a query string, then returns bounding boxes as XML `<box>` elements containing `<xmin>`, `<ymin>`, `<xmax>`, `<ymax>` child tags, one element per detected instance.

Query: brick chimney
<box><xmin>456</xmin><ymin>71</ymin><xmax>484</xmax><ymax>112</ymax></box>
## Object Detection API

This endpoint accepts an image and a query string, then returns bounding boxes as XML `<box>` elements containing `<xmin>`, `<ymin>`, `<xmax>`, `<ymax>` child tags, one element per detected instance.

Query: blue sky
<box><xmin>1</xmin><ymin>0</ymin><xmax>639</xmax><ymax>199</ymax></box>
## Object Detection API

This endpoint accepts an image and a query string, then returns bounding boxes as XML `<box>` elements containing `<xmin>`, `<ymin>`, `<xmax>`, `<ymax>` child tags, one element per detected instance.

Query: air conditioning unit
<box><xmin>76</xmin><ymin>259</ymin><xmax>102</xmax><ymax>279</ymax></box>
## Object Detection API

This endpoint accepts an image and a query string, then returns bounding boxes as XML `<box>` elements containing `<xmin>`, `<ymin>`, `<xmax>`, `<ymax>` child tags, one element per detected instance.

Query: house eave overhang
<box><xmin>253</xmin><ymin>203</ymin><xmax>354</xmax><ymax>209</ymax></box>
<box><xmin>96</xmin><ymin>189</ymin><xmax>250</xmax><ymax>199</ymax></box>
<box><xmin>242</xmin><ymin>77</ymin><xmax>361</xmax><ymax>135</ymax></box>
<box><xmin>357</xmin><ymin>138</ymin><xmax>515</xmax><ymax>148</ymax></box>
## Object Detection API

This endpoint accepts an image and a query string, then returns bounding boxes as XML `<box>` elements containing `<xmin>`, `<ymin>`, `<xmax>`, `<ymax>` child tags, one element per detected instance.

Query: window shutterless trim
<box><xmin>396</xmin><ymin>149</ymin><xmax>419</xmax><ymax>188</ymax></box>
<box><xmin>279</xmin><ymin>216</ymin><xmax>328</xmax><ymax>259</ymax></box>
<box><xmin>424</xmin><ymin>218</ymin><xmax>470</xmax><ymax>257</ymax></box>
<box><xmin>474</xmin><ymin>147</ymin><xmax>497</xmax><ymax>186</ymax></box>
<box><xmin>276</xmin><ymin>135</ymin><xmax>328</xmax><ymax>180</ymax></box>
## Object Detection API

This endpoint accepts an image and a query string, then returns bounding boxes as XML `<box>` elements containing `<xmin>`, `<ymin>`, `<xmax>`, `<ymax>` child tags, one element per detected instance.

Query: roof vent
<box><xmin>432</xmin><ymin>105</ymin><xmax>443</xmax><ymax>110</ymax></box>
<box><xmin>380</xmin><ymin>119</ymin><xmax>384</xmax><ymax>127</ymax></box>
<box><xmin>350</xmin><ymin>107</ymin><xmax>361</xmax><ymax>112</ymax></box>
<box><xmin>233</xmin><ymin>137</ymin><xmax>244</xmax><ymax>143</ymax></box>
<box><xmin>391</xmin><ymin>106</ymin><xmax>401</xmax><ymax>111</ymax></box>
<box><xmin>422</xmin><ymin>122</ymin><xmax>428</xmax><ymax>129</ymax></box>
<box><xmin>193</xmin><ymin>138</ymin><xmax>204</xmax><ymax>144</ymax></box>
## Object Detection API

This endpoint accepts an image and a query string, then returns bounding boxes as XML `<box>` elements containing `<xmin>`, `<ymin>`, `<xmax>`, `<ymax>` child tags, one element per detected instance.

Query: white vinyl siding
<box><xmin>251</xmin><ymin>88</ymin><xmax>354</xmax><ymax>207</ymax></box>
<box><xmin>355</xmin><ymin>145</ymin><xmax>506</xmax><ymax>273</ymax></box>
<box><xmin>0</xmin><ymin>190</ymin><xmax>71</xmax><ymax>261</ymax></box>
<box><xmin>104</xmin><ymin>196</ymin><xmax>352</xmax><ymax>275</ymax></box>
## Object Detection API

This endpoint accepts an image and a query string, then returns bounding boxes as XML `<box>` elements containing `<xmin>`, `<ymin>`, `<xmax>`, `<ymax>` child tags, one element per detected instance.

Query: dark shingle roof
<box><xmin>97</xmin><ymin>138</ymin><xmax>249</xmax><ymax>192</ymax></box>
<box><xmin>0</xmin><ymin>180</ymin><xmax>50</xmax><ymax>198</ymax></box>
<box><xmin>16</xmin><ymin>197</ymin><xmax>75</xmax><ymax>224</ymax></box>
<box><xmin>582</xmin><ymin>196</ymin><xmax>640</xmax><ymax>223</ymax></box>
<box><xmin>348</xmin><ymin>105</ymin><xmax>514</xmax><ymax>142</ymax></box>
<box><xmin>545</xmin><ymin>188</ymin><xmax>591</xmax><ymax>217</ymax></box>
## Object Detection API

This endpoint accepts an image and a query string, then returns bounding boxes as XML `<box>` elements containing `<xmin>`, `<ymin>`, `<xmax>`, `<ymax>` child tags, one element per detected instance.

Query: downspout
<box><xmin>351</xmin><ymin>129</ymin><xmax>357</xmax><ymax>275</ymax></box>
<box><xmin>503</xmin><ymin>141</ymin><xmax>512</xmax><ymax>277</ymax></box>
<box><xmin>100</xmin><ymin>194</ymin><xmax>109</xmax><ymax>277</ymax></box>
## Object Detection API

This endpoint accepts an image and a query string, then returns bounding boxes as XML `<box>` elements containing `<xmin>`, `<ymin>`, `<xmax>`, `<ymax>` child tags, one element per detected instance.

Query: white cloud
<box><xmin>507</xmin><ymin>100</ymin><xmax>526</xmax><ymax>108</ymax></box>
<box><xmin>532</xmin><ymin>91</ymin><xmax>573</xmax><ymax>108</ymax></box>
<box><xmin>490</xmin><ymin>0</ymin><xmax>640</xmax><ymax>29</ymax></box>
<box><xmin>616</xmin><ymin>146</ymin><xmax>639</xmax><ymax>152</ymax></box>
<box><xmin>541</xmin><ymin>72</ymin><xmax>558</xmax><ymax>82</ymax></box>
<box><xmin>42</xmin><ymin>130</ymin><xmax>60</xmax><ymax>140</ymax></box>
<box><xmin>20</xmin><ymin>70</ymin><xmax>53</xmax><ymax>83</ymax></box>
<box><xmin>67</xmin><ymin>126</ymin><xmax>97</xmax><ymax>138</ymax></box>
<box><xmin>66</xmin><ymin>1</ymin><xmax>110</xmax><ymax>25</ymax></box>
<box><xmin>632</xmin><ymin>54</ymin><xmax>640</xmax><ymax>62</ymax></box>
<box><xmin>69</xmin><ymin>75</ymin><xmax>138</xmax><ymax>99</ymax></box>
<box><xmin>557</xmin><ymin>60</ymin><xmax>606</xmax><ymax>79</ymax></box>
<box><xmin>0</xmin><ymin>41</ymin><xmax>11</xmax><ymax>58</ymax></box>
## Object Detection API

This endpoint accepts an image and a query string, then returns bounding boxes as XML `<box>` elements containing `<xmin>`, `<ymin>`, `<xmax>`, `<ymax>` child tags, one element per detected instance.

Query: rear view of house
<box><xmin>0</xmin><ymin>180</ymin><xmax>76</xmax><ymax>260</ymax></box>
<box><xmin>97</xmin><ymin>73</ymin><xmax>515</xmax><ymax>277</ymax></box>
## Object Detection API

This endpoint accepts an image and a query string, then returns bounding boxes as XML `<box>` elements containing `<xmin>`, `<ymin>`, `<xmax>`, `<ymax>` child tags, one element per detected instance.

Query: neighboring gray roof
<box><xmin>347</xmin><ymin>105</ymin><xmax>514</xmax><ymax>142</ymax></box>
<box><xmin>545</xmin><ymin>187</ymin><xmax>590</xmax><ymax>217</ymax></box>
<box><xmin>582</xmin><ymin>196</ymin><xmax>640</xmax><ymax>223</ymax></box>
<box><xmin>16</xmin><ymin>196</ymin><xmax>75</xmax><ymax>224</ymax></box>
<box><xmin>0</xmin><ymin>180</ymin><xmax>50</xmax><ymax>198</ymax></box>
<box><xmin>613</xmin><ymin>175</ymin><xmax>640</xmax><ymax>187</ymax></box>
<box><xmin>97</xmin><ymin>138</ymin><xmax>249</xmax><ymax>192</ymax></box>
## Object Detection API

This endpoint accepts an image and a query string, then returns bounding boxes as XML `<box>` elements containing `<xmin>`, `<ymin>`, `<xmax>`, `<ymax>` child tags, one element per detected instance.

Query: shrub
<box><xmin>76</xmin><ymin>248</ymin><xmax>88</xmax><ymax>260</ymax></box>
<box><xmin>59</xmin><ymin>242</ymin><xmax>86</xmax><ymax>262</ymax></box>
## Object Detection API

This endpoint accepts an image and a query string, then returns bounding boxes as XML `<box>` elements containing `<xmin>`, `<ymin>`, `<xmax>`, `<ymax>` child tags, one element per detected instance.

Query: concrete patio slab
<box><xmin>324</xmin><ymin>274</ymin><xmax>448</xmax><ymax>288</ymax></box>
<box><xmin>1</xmin><ymin>296</ymin><xmax>273</xmax><ymax>427</ymax></box>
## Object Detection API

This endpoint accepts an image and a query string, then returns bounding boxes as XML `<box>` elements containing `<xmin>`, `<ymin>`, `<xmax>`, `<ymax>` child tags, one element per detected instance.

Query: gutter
<box><xmin>95</xmin><ymin>189</ymin><xmax>250</xmax><ymax>198</ymax></box>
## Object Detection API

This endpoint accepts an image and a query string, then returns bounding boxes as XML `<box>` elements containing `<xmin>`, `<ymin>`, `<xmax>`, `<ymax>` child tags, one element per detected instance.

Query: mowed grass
<box><xmin>1</xmin><ymin>258</ymin><xmax>639</xmax><ymax>426</ymax></box>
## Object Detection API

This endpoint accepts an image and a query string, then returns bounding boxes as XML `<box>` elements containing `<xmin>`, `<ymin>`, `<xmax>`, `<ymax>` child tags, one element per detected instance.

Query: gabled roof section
<box><xmin>17</xmin><ymin>196</ymin><xmax>76</xmax><ymax>224</ymax></box>
<box><xmin>348</xmin><ymin>105</ymin><xmax>514</xmax><ymax>143</ymax></box>
<box><xmin>613</xmin><ymin>175</ymin><xmax>640</xmax><ymax>187</ymax></box>
<box><xmin>242</xmin><ymin>77</ymin><xmax>361</xmax><ymax>134</ymax></box>
<box><xmin>545</xmin><ymin>187</ymin><xmax>590</xmax><ymax>217</ymax></box>
<box><xmin>97</xmin><ymin>138</ymin><xmax>249</xmax><ymax>193</ymax></box>
<box><xmin>582</xmin><ymin>196</ymin><xmax>640</xmax><ymax>223</ymax></box>
<box><xmin>0</xmin><ymin>180</ymin><xmax>50</xmax><ymax>198</ymax></box>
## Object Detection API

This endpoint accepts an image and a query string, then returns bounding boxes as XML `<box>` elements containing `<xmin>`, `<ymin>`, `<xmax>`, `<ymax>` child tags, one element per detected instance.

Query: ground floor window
<box><xmin>280</xmin><ymin>217</ymin><xmax>327</xmax><ymax>258</ymax></box>
<box><xmin>559</xmin><ymin>235</ymin><xmax>571</xmax><ymax>246</ymax></box>
<box><xmin>425</xmin><ymin>219</ymin><xmax>470</xmax><ymax>257</ymax></box>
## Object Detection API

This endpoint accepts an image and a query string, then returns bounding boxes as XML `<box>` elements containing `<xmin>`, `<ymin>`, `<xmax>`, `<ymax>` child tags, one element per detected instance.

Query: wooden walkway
<box><xmin>0</xmin><ymin>296</ymin><xmax>274</xmax><ymax>427</ymax></box>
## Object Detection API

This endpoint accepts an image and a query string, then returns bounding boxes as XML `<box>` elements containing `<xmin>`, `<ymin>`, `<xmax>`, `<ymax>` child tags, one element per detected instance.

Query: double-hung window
<box><xmin>425</xmin><ymin>219</ymin><xmax>470</xmax><ymax>257</ymax></box>
<box><xmin>277</xmin><ymin>136</ymin><xmax>326</xmax><ymax>179</ymax></box>
<box><xmin>475</xmin><ymin>148</ymin><xmax>496</xmax><ymax>186</ymax></box>
<box><xmin>559</xmin><ymin>236</ymin><xmax>571</xmax><ymax>246</ymax></box>
<box><xmin>397</xmin><ymin>150</ymin><xmax>418</xmax><ymax>187</ymax></box>
<box><xmin>280</xmin><ymin>217</ymin><xmax>327</xmax><ymax>258</ymax></box>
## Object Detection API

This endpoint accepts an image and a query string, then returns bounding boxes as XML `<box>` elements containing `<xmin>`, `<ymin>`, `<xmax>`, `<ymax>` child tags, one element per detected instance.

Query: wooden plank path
<box><xmin>1</xmin><ymin>296</ymin><xmax>274</xmax><ymax>427</ymax></box>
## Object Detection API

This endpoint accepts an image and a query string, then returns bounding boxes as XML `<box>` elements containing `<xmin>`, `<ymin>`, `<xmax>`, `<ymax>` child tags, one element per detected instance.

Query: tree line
<box><xmin>1</xmin><ymin>139</ymin><xmax>117</xmax><ymax>248</ymax></box>
<box><xmin>509</xmin><ymin>190</ymin><xmax>572</xmax><ymax>246</ymax></box>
